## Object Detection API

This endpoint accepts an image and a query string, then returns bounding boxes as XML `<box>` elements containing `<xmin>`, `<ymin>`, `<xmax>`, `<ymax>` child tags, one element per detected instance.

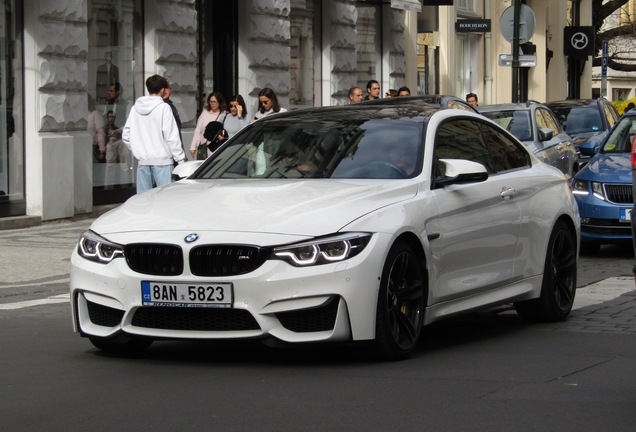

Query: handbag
<box><xmin>205</xmin><ymin>113</ymin><xmax>229</xmax><ymax>154</ymax></box>
<box><xmin>197</xmin><ymin>113</ymin><xmax>223</xmax><ymax>160</ymax></box>
<box><xmin>196</xmin><ymin>142</ymin><xmax>208</xmax><ymax>160</ymax></box>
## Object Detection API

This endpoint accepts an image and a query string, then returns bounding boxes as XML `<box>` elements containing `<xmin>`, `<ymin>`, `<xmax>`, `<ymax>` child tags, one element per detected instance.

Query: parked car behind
<box><xmin>545</xmin><ymin>99</ymin><xmax>619</xmax><ymax>165</ymax></box>
<box><xmin>478</xmin><ymin>102</ymin><xmax>578</xmax><ymax>179</ymax></box>
<box><xmin>572</xmin><ymin>109</ymin><xmax>634</xmax><ymax>254</ymax></box>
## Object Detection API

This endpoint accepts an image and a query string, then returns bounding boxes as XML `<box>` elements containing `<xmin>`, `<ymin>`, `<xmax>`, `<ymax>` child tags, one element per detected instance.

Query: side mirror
<box><xmin>578</xmin><ymin>140</ymin><xmax>597</xmax><ymax>157</ymax></box>
<box><xmin>538</xmin><ymin>127</ymin><xmax>554</xmax><ymax>142</ymax></box>
<box><xmin>172</xmin><ymin>160</ymin><xmax>204</xmax><ymax>180</ymax></box>
<box><xmin>435</xmin><ymin>159</ymin><xmax>489</xmax><ymax>187</ymax></box>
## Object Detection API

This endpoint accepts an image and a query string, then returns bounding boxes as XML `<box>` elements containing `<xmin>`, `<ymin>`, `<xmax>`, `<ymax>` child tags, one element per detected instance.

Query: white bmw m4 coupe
<box><xmin>71</xmin><ymin>103</ymin><xmax>580</xmax><ymax>360</ymax></box>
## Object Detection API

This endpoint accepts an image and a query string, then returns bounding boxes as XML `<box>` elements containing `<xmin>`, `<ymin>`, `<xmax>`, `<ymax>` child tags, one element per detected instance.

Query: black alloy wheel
<box><xmin>375</xmin><ymin>241</ymin><xmax>426</xmax><ymax>360</ymax></box>
<box><xmin>515</xmin><ymin>221</ymin><xmax>577</xmax><ymax>322</ymax></box>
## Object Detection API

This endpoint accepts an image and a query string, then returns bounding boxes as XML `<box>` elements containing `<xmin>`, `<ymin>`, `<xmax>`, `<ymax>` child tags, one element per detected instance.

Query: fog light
<box><xmin>581</xmin><ymin>217</ymin><xmax>590</xmax><ymax>224</ymax></box>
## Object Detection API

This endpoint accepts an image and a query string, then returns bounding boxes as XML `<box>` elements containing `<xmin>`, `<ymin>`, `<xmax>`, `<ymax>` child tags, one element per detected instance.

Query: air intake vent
<box><xmin>86</xmin><ymin>300</ymin><xmax>125</xmax><ymax>327</ymax></box>
<box><xmin>276</xmin><ymin>297</ymin><xmax>340</xmax><ymax>333</ymax></box>
<box><xmin>190</xmin><ymin>245</ymin><xmax>269</xmax><ymax>276</ymax></box>
<box><xmin>131</xmin><ymin>307</ymin><xmax>260</xmax><ymax>331</ymax></box>
<box><xmin>125</xmin><ymin>243</ymin><xmax>183</xmax><ymax>276</ymax></box>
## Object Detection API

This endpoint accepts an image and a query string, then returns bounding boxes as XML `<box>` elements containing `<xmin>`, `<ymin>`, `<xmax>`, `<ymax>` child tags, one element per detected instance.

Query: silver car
<box><xmin>479</xmin><ymin>102</ymin><xmax>579</xmax><ymax>178</ymax></box>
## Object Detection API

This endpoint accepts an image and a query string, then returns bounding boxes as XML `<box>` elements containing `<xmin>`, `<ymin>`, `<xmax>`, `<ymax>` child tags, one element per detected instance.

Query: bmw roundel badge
<box><xmin>184</xmin><ymin>233</ymin><xmax>199</xmax><ymax>243</ymax></box>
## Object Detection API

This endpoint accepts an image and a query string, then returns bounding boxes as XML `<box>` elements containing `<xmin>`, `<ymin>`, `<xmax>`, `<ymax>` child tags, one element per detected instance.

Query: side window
<box><xmin>479</xmin><ymin>123</ymin><xmax>529</xmax><ymax>172</ymax></box>
<box><xmin>603</xmin><ymin>102</ymin><xmax>618</xmax><ymax>128</ymax></box>
<box><xmin>541</xmin><ymin>109</ymin><xmax>563</xmax><ymax>135</ymax></box>
<box><xmin>434</xmin><ymin>120</ymin><xmax>495</xmax><ymax>174</ymax></box>
<box><xmin>447</xmin><ymin>100</ymin><xmax>474</xmax><ymax>112</ymax></box>
<box><xmin>535</xmin><ymin>108</ymin><xmax>549</xmax><ymax>131</ymax></box>
<box><xmin>536</xmin><ymin>108</ymin><xmax>560</xmax><ymax>134</ymax></box>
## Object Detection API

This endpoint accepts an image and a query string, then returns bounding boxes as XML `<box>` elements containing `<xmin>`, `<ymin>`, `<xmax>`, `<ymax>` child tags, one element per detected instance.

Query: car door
<box><xmin>535</xmin><ymin>107</ymin><xmax>576</xmax><ymax>178</ymax></box>
<box><xmin>427</xmin><ymin>119</ymin><xmax>522</xmax><ymax>303</ymax></box>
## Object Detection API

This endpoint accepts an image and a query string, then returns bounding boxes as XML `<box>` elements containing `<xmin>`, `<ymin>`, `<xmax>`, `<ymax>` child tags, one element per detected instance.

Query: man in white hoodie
<box><xmin>123</xmin><ymin>74</ymin><xmax>185</xmax><ymax>193</ymax></box>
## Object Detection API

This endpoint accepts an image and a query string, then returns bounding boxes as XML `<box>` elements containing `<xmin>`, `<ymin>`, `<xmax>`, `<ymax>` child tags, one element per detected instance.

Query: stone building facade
<box><xmin>0</xmin><ymin>0</ymin><xmax>591</xmax><ymax>222</ymax></box>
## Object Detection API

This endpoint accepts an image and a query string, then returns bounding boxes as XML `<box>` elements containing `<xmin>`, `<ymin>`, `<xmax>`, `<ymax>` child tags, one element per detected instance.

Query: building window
<box><xmin>88</xmin><ymin>0</ymin><xmax>143</xmax><ymax>200</ymax></box>
<box><xmin>456</xmin><ymin>0</ymin><xmax>476</xmax><ymax>14</ymax></box>
<box><xmin>613</xmin><ymin>88</ymin><xmax>631</xmax><ymax>101</ymax></box>
<box><xmin>289</xmin><ymin>0</ymin><xmax>321</xmax><ymax>109</ymax></box>
<box><xmin>356</xmin><ymin>2</ymin><xmax>382</xmax><ymax>91</ymax></box>
<box><xmin>0</xmin><ymin>0</ymin><xmax>24</xmax><ymax>217</ymax></box>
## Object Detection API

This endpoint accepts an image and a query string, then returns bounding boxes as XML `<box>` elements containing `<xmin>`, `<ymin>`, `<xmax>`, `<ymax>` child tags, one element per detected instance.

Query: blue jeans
<box><xmin>137</xmin><ymin>164</ymin><xmax>173</xmax><ymax>193</ymax></box>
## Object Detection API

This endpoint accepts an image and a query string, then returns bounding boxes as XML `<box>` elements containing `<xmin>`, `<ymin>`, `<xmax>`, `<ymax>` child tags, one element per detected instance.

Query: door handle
<box><xmin>500</xmin><ymin>187</ymin><xmax>516</xmax><ymax>199</ymax></box>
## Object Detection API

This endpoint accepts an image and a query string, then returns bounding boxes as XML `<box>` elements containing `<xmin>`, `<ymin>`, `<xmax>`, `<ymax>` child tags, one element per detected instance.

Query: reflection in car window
<box><xmin>447</xmin><ymin>100</ymin><xmax>473</xmax><ymax>112</ymax></box>
<box><xmin>481</xmin><ymin>110</ymin><xmax>532</xmax><ymax>141</ymax></box>
<box><xmin>536</xmin><ymin>108</ymin><xmax>559</xmax><ymax>134</ymax></box>
<box><xmin>603</xmin><ymin>101</ymin><xmax>618</xmax><ymax>128</ymax></box>
<box><xmin>601</xmin><ymin>116</ymin><xmax>636</xmax><ymax>154</ymax></box>
<box><xmin>479</xmin><ymin>123</ymin><xmax>529</xmax><ymax>172</ymax></box>
<box><xmin>434</xmin><ymin>120</ymin><xmax>495</xmax><ymax>174</ymax></box>
<box><xmin>194</xmin><ymin>117</ymin><xmax>424</xmax><ymax>180</ymax></box>
<box><xmin>551</xmin><ymin>106</ymin><xmax>603</xmax><ymax>135</ymax></box>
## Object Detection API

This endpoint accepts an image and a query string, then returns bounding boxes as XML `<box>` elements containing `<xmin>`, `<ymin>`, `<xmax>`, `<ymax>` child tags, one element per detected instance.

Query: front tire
<box><xmin>515</xmin><ymin>221</ymin><xmax>577</xmax><ymax>322</ymax></box>
<box><xmin>374</xmin><ymin>241</ymin><xmax>426</xmax><ymax>360</ymax></box>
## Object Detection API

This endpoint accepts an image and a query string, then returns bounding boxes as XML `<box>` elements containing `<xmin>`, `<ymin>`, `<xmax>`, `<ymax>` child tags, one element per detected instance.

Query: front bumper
<box><xmin>577</xmin><ymin>196</ymin><xmax>632</xmax><ymax>244</ymax></box>
<box><xmin>70</xmin><ymin>232</ymin><xmax>392</xmax><ymax>344</ymax></box>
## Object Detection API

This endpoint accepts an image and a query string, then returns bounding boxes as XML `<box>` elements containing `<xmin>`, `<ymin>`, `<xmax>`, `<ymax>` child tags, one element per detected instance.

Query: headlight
<box><xmin>273</xmin><ymin>233</ymin><xmax>371</xmax><ymax>266</ymax></box>
<box><xmin>77</xmin><ymin>230</ymin><xmax>124</xmax><ymax>264</ymax></box>
<box><xmin>571</xmin><ymin>179</ymin><xmax>589</xmax><ymax>195</ymax></box>
<box><xmin>591</xmin><ymin>182</ymin><xmax>605</xmax><ymax>200</ymax></box>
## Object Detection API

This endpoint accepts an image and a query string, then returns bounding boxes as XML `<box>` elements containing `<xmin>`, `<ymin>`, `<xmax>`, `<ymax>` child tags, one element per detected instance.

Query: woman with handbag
<box><xmin>189</xmin><ymin>92</ymin><xmax>228</xmax><ymax>160</ymax></box>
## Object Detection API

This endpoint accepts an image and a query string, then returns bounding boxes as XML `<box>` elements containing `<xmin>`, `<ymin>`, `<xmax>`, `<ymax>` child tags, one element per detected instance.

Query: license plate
<box><xmin>620</xmin><ymin>208</ymin><xmax>632</xmax><ymax>222</ymax></box>
<box><xmin>141</xmin><ymin>281</ymin><xmax>233</xmax><ymax>308</ymax></box>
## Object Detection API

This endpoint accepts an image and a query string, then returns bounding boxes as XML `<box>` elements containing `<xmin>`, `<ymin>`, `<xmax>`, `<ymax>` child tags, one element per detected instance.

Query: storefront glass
<box><xmin>0</xmin><ymin>0</ymin><xmax>24</xmax><ymax>217</ymax></box>
<box><xmin>88</xmin><ymin>0</ymin><xmax>143</xmax><ymax>201</ymax></box>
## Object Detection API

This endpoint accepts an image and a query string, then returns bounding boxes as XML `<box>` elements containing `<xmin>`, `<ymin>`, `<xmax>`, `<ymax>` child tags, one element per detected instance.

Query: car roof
<box><xmin>259</xmin><ymin>102</ymin><xmax>446</xmax><ymax>123</ymax></box>
<box><xmin>543</xmin><ymin>99</ymin><xmax>599</xmax><ymax>109</ymax></box>
<box><xmin>357</xmin><ymin>94</ymin><xmax>479</xmax><ymax>112</ymax></box>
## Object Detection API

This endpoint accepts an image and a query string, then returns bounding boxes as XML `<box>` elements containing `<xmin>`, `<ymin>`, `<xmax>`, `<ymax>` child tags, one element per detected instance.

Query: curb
<box><xmin>0</xmin><ymin>204</ymin><xmax>119</xmax><ymax>231</ymax></box>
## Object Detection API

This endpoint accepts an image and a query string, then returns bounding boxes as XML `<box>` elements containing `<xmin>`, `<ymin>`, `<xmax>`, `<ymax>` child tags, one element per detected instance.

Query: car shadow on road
<box><xmin>88</xmin><ymin>308</ymin><xmax>536</xmax><ymax>365</ymax></box>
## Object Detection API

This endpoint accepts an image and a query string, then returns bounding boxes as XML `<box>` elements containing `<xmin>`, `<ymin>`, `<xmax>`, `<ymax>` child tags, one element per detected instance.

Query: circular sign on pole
<box><xmin>499</xmin><ymin>4</ymin><xmax>536</xmax><ymax>44</ymax></box>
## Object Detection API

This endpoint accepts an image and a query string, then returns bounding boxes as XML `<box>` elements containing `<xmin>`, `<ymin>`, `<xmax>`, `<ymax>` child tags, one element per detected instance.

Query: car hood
<box><xmin>575</xmin><ymin>152</ymin><xmax>632</xmax><ymax>183</ymax></box>
<box><xmin>92</xmin><ymin>179</ymin><xmax>419</xmax><ymax>237</ymax></box>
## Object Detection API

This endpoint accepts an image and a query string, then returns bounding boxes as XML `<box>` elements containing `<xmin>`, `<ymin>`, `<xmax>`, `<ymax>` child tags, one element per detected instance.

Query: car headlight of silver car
<box><xmin>77</xmin><ymin>230</ymin><xmax>124</xmax><ymax>264</ymax></box>
<box><xmin>273</xmin><ymin>233</ymin><xmax>371</xmax><ymax>266</ymax></box>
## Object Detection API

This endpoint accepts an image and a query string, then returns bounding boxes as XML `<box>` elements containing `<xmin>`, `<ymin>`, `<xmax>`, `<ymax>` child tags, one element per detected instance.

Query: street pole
<box><xmin>601</xmin><ymin>40</ymin><xmax>608</xmax><ymax>99</ymax></box>
<box><xmin>511</xmin><ymin>0</ymin><xmax>521</xmax><ymax>103</ymax></box>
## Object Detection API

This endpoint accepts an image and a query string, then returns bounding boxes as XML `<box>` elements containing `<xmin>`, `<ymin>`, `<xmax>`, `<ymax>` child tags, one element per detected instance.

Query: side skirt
<box><xmin>424</xmin><ymin>275</ymin><xmax>543</xmax><ymax>325</ymax></box>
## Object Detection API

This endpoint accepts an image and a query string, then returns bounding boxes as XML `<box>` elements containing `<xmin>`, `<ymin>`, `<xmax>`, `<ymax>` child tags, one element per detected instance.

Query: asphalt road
<box><xmin>1</xmin><ymin>220</ymin><xmax>636</xmax><ymax>431</ymax></box>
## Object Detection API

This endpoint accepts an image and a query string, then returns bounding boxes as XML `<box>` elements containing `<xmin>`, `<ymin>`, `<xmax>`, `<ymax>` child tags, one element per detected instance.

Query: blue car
<box><xmin>571</xmin><ymin>110</ymin><xmax>635</xmax><ymax>254</ymax></box>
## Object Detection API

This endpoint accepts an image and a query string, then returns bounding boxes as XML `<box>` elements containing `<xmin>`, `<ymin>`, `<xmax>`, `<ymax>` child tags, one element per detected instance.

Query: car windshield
<box><xmin>550</xmin><ymin>106</ymin><xmax>603</xmax><ymax>135</ymax></box>
<box><xmin>600</xmin><ymin>116</ymin><xmax>636</xmax><ymax>154</ymax></box>
<box><xmin>194</xmin><ymin>116</ymin><xmax>424</xmax><ymax>179</ymax></box>
<box><xmin>480</xmin><ymin>110</ymin><xmax>532</xmax><ymax>141</ymax></box>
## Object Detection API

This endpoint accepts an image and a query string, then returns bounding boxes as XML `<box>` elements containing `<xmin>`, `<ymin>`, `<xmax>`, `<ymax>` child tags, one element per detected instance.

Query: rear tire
<box><xmin>374</xmin><ymin>241</ymin><xmax>426</xmax><ymax>360</ymax></box>
<box><xmin>515</xmin><ymin>221</ymin><xmax>577</xmax><ymax>322</ymax></box>
<box><xmin>89</xmin><ymin>336</ymin><xmax>153</xmax><ymax>354</ymax></box>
